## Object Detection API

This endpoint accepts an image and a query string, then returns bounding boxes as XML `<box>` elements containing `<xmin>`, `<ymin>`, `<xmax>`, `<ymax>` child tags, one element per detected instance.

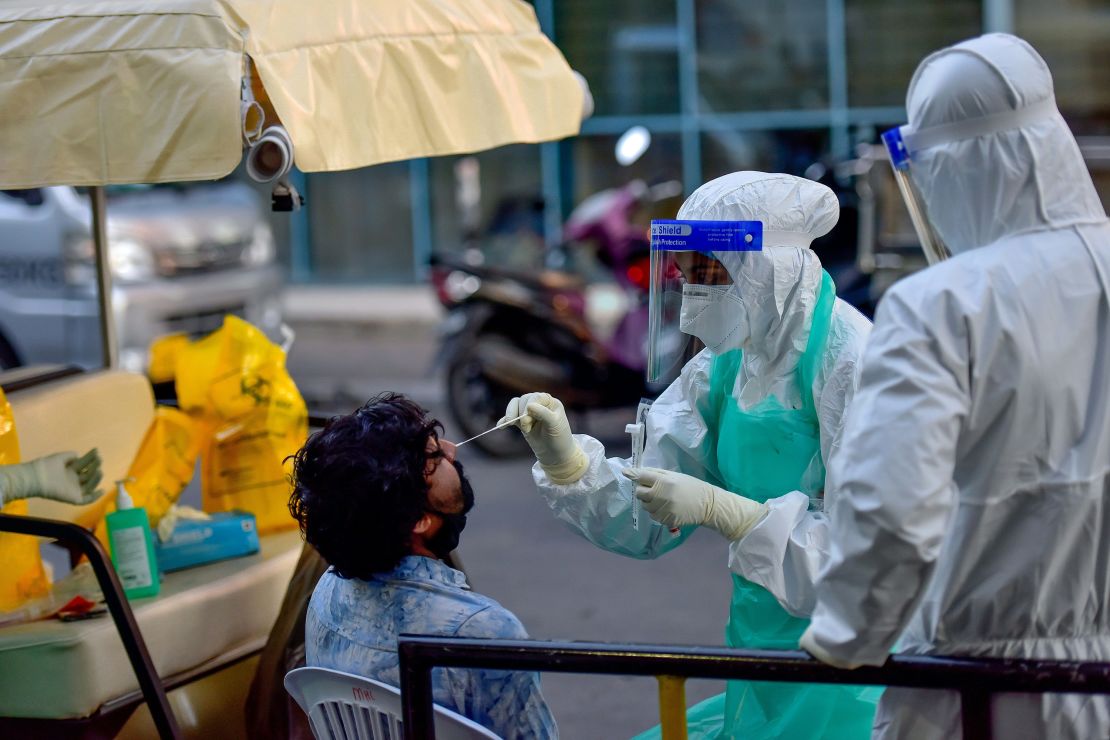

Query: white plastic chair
<box><xmin>284</xmin><ymin>666</ymin><xmax>501</xmax><ymax>740</ymax></box>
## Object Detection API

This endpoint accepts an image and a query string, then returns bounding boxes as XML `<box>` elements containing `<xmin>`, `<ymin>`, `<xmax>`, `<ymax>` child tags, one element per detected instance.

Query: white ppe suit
<box><xmin>531</xmin><ymin>170</ymin><xmax>872</xmax><ymax>594</ymax></box>
<box><xmin>522</xmin><ymin>171</ymin><xmax>877</xmax><ymax>738</ymax></box>
<box><xmin>799</xmin><ymin>34</ymin><xmax>1110</xmax><ymax>739</ymax></box>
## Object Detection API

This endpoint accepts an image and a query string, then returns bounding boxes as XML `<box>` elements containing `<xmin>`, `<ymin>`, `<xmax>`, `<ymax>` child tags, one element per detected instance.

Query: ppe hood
<box><xmin>903</xmin><ymin>33</ymin><xmax>1105</xmax><ymax>254</ymax></box>
<box><xmin>675</xmin><ymin>172</ymin><xmax>838</xmax><ymax>366</ymax></box>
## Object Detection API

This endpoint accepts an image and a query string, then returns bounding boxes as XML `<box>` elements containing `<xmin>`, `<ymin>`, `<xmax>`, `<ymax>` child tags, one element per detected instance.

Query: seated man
<box><xmin>289</xmin><ymin>393</ymin><xmax>557</xmax><ymax>740</ymax></box>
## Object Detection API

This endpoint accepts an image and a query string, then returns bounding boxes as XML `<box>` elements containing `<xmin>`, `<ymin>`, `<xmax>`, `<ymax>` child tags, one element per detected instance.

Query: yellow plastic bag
<box><xmin>178</xmin><ymin>317</ymin><xmax>307</xmax><ymax>534</ymax></box>
<box><xmin>94</xmin><ymin>406</ymin><xmax>203</xmax><ymax>549</ymax></box>
<box><xmin>0</xmin><ymin>388</ymin><xmax>50</xmax><ymax>611</ymax></box>
<box><xmin>124</xmin><ymin>406</ymin><xmax>203</xmax><ymax>527</ymax></box>
<box><xmin>148</xmin><ymin>332</ymin><xmax>190</xmax><ymax>385</ymax></box>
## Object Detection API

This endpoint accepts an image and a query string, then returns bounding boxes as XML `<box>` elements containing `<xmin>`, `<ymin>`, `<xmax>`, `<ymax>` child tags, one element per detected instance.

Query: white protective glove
<box><xmin>622</xmin><ymin>467</ymin><xmax>768</xmax><ymax>540</ymax></box>
<box><xmin>500</xmin><ymin>393</ymin><xmax>589</xmax><ymax>485</ymax></box>
<box><xmin>799</xmin><ymin>625</ymin><xmax>863</xmax><ymax>669</ymax></box>
<box><xmin>0</xmin><ymin>449</ymin><xmax>103</xmax><ymax>507</ymax></box>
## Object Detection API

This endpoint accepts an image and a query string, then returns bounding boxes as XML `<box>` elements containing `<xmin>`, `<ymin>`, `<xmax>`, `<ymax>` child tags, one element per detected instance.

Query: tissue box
<box><xmin>155</xmin><ymin>512</ymin><xmax>260</xmax><ymax>573</ymax></box>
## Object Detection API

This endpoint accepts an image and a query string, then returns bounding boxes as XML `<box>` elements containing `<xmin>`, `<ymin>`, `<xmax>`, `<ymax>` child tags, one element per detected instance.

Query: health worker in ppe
<box><xmin>503</xmin><ymin>171</ymin><xmax>877</xmax><ymax>740</ymax></box>
<box><xmin>797</xmin><ymin>33</ymin><xmax>1110</xmax><ymax>740</ymax></box>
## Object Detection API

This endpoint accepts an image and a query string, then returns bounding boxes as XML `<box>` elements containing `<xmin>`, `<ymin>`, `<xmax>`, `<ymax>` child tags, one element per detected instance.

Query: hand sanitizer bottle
<box><xmin>105</xmin><ymin>479</ymin><xmax>160</xmax><ymax>599</ymax></box>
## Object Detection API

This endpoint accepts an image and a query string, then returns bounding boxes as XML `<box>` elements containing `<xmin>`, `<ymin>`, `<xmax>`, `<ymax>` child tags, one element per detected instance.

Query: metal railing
<box><xmin>0</xmin><ymin>513</ymin><xmax>181</xmax><ymax>739</ymax></box>
<box><xmin>398</xmin><ymin>636</ymin><xmax>1110</xmax><ymax>740</ymax></box>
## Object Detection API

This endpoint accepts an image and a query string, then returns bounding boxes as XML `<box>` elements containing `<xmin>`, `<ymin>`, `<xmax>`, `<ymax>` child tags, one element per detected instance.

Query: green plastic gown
<box><xmin>634</xmin><ymin>272</ymin><xmax>880</xmax><ymax>739</ymax></box>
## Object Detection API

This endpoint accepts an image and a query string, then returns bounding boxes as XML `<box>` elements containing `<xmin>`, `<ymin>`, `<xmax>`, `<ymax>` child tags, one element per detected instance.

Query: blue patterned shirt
<box><xmin>306</xmin><ymin>556</ymin><xmax>557</xmax><ymax>739</ymax></box>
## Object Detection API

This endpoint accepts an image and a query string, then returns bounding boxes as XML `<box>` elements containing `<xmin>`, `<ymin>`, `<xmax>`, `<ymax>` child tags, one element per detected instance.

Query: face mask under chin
<box><xmin>679</xmin><ymin>284</ymin><xmax>747</xmax><ymax>353</ymax></box>
<box><xmin>425</xmin><ymin>512</ymin><xmax>466</xmax><ymax>559</ymax></box>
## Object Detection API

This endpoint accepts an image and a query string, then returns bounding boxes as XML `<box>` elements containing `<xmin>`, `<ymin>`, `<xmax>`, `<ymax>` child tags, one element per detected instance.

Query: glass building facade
<box><xmin>273</xmin><ymin>0</ymin><xmax>1110</xmax><ymax>284</ymax></box>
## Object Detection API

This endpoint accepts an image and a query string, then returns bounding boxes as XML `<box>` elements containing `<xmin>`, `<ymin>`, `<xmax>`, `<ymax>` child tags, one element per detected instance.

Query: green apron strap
<box><xmin>798</xmin><ymin>270</ymin><xmax>837</xmax><ymax>416</ymax></box>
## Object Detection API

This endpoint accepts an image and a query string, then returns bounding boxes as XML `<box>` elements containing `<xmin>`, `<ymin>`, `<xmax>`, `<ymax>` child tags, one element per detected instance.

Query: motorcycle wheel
<box><xmin>445</xmin><ymin>345</ymin><xmax>533</xmax><ymax>458</ymax></box>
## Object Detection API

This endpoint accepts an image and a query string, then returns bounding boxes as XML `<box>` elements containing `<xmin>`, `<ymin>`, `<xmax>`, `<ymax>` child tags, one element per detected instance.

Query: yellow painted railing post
<box><xmin>656</xmin><ymin>674</ymin><xmax>688</xmax><ymax>740</ymax></box>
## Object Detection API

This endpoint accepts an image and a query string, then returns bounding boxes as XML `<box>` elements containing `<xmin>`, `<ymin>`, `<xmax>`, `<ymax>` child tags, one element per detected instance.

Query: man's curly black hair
<box><xmin>288</xmin><ymin>393</ymin><xmax>445</xmax><ymax>579</ymax></box>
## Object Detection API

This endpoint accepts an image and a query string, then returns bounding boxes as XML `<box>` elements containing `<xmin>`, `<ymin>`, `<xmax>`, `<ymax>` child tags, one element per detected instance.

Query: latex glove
<box><xmin>622</xmin><ymin>467</ymin><xmax>768</xmax><ymax>540</ymax></box>
<box><xmin>799</xmin><ymin>626</ymin><xmax>863</xmax><ymax>669</ymax></box>
<box><xmin>500</xmin><ymin>393</ymin><xmax>589</xmax><ymax>484</ymax></box>
<box><xmin>0</xmin><ymin>449</ymin><xmax>103</xmax><ymax>507</ymax></box>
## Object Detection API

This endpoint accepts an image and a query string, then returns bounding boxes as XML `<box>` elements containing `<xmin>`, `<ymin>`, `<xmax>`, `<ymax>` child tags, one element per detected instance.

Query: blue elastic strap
<box><xmin>882</xmin><ymin>126</ymin><xmax>911</xmax><ymax>170</ymax></box>
<box><xmin>650</xmin><ymin>220</ymin><xmax>763</xmax><ymax>253</ymax></box>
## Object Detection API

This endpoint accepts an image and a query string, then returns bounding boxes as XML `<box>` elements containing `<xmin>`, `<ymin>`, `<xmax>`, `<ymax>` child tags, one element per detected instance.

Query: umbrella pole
<box><xmin>90</xmin><ymin>186</ymin><xmax>118</xmax><ymax>368</ymax></box>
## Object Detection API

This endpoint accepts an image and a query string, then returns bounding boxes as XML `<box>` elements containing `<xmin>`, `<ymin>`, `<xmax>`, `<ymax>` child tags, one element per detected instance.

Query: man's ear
<box><xmin>412</xmin><ymin>512</ymin><xmax>435</xmax><ymax>536</ymax></box>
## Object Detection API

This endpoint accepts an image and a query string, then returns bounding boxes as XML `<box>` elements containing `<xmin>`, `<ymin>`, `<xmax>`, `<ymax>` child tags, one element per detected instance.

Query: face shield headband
<box><xmin>882</xmin><ymin>97</ymin><xmax>1058</xmax><ymax>264</ymax></box>
<box><xmin>647</xmin><ymin>219</ymin><xmax>763</xmax><ymax>383</ymax></box>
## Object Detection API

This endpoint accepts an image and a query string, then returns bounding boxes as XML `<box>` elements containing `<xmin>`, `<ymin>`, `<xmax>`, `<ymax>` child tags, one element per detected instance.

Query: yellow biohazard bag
<box><xmin>177</xmin><ymin>317</ymin><xmax>307</xmax><ymax>534</ymax></box>
<box><xmin>148</xmin><ymin>332</ymin><xmax>191</xmax><ymax>386</ymax></box>
<box><xmin>94</xmin><ymin>406</ymin><xmax>203</xmax><ymax>549</ymax></box>
<box><xmin>0</xmin><ymin>388</ymin><xmax>50</xmax><ymax>611</ymax></box>
<box><xmin>123</xmin><ymin>406</ymin><xmax>203</xmax><ymax>527</ymax></box>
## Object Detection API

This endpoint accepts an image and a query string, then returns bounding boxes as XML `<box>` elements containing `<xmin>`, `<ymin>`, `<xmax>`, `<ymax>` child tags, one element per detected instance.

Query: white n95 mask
<box><xmin>680</xmin><ymin>284</ymin><xmax>747</xmax><ymax>353</ymax></box>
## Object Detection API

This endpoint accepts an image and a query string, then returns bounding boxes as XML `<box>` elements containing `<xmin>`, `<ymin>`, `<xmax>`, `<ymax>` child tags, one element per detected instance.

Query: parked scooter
<box><xmin>431</xmin><ymin>130</ymin><xmax>684</xmax><ymax>456</ymax></box>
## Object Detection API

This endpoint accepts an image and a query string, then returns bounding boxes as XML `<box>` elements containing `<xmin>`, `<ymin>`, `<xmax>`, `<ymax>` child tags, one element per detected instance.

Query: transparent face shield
<box><xmin>647</xmin><ymin>219</ymin><xmax>763</xmax><ymax>382</ymax></box>
<box><xmin>881</xmin><ymin>126</ymin><xmax>951</xmax><ymax>265</ymax></box>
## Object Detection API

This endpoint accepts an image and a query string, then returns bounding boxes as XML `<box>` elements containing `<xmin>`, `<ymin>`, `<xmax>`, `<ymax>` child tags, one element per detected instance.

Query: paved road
<box><xmin>287</xmin><ymin>323</ymin><xmax>734</xmax><ymax>738</ymax></box>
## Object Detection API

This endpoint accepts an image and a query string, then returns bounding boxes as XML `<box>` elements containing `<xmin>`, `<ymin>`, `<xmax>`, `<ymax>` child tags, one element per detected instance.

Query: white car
<box><xmin>0</xmin><ymin>182</ymin><xmax>283</xmax><ymax>372</ymax></box>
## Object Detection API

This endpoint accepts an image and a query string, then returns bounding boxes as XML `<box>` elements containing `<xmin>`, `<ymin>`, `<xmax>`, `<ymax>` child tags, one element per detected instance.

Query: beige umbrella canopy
<box><xmin>0</xmin><ymin>0</ymin><xmax>586</xmax><ymax>188</ymax></box>
<box><xmin>0</xmin><ymin>0</ymin><xmax>586</xmax><ymax>366</ymax></box>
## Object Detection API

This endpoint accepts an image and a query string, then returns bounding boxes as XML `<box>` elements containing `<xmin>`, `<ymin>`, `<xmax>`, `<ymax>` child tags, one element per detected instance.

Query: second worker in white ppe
<box><xmin>796</xmin><ymin>33</ymin><xmax>1110</xmax><ymax>740</ymax></box>
<box><xmin>504</xmin><ymin>171</ymin><xmax>877</xmax><ymax>740</ymax></box>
